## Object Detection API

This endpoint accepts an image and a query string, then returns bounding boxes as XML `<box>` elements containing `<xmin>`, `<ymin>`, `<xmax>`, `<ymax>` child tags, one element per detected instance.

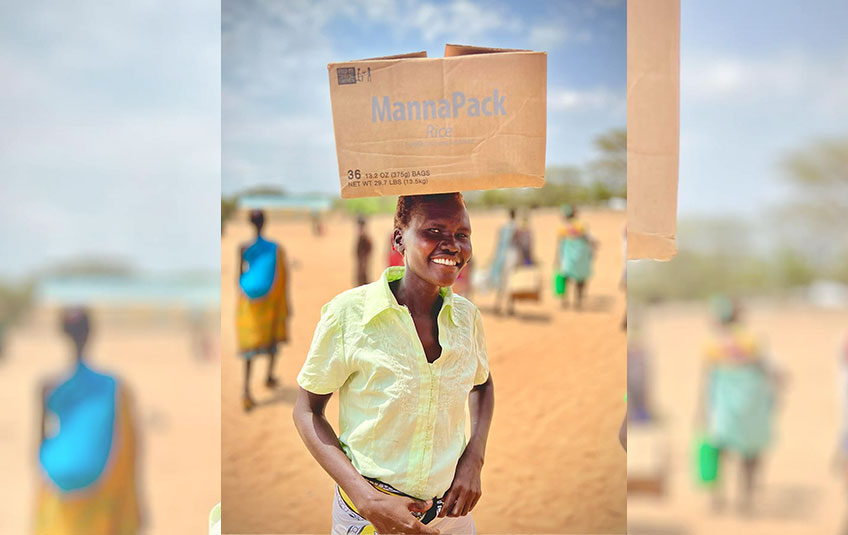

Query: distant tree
<box><xmin>525</xmin><ymin>166</ymin><xmax>586</xmax><ymax>207</ymax></box>
<box><xmin>239</xmin><ymin>185</ymin><xmax>288</xmax><ymax>197</ymax></box>
<box><xmin>478</xmin><ymin>189</ymin><xmax>513</xmax><ymax>209</ymax></box>
<box><xmin>587</xmin><ymin>128</ymin><xmax>626</xmax><ymax>198</ymax></box>
<box><xmin>546</xmin><ymin>165</ymin><xmax>583</xmax><ymax>185</ymax></box>
<box><xmin>831</xmin><ymin>250</ymin><xmax>848</xmax><ymax>284</ymax></box>
<box><xmin>773</xmin><ymin>247</ymin><xmax>817</xmax><ymax>288</ymax></box>
<box><xmin>783</xmin><ymin>138</ymin><xmax>848</xmax><ymax>220</ymax></box>
<box><xmin>42</xmin><ymin>258</ymin><xmax>133</xmax><ymax>278</ymax></box>
<box><xmin>336</xmin><ymin>196</ymin><xmax>398</xmax><ymax>215</ymax></box>
<box><xmin>777</xmin><ymin>137</ymin><xmax>848</xmax><ymax>272</ymax></box>
<box><xmin>0</xmin><ymin>280</ymin><xmax>35</xmax><ymax>328</ymax></box>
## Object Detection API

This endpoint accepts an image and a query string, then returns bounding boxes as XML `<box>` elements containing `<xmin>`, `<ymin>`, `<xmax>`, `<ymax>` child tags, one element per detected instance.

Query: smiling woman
<box><xmin>292</xmin><ymin>192</ymin><xmax>494</xmax><ymax>535</ymax></box>
<box><xmin>393</xmin><ymin>193</ymin><xmax>472</xmax><ymax>289</ymax></box>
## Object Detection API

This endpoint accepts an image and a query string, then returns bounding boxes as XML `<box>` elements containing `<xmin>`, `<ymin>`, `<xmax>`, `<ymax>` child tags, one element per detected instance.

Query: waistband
<box><xmin>338</xmin><ymin>478</ymin><xmax>443</xmax><ymax>525</ymax></box>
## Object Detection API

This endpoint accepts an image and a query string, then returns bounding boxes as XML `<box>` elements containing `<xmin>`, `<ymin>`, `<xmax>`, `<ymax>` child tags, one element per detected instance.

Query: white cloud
<box><xmin>361</xmin><ymin>0</ymin><xmax>400</xmax><ymax>22</ymax></box>
<box><xmin>678</xmin><ymin>48</ymin><xmax>848</xmax><ymax>217</ymax></box>
<box><xmin>684</xmin><ymin>49</ymin><xmax>848</xmax><ymax>111</ymax></box>
<box><xmin>528</xmin><ymin>22</ymin><xmax>592</xmax><ymax>51</ymax></box>
<box><xmin>0</xmin><ymin>1</ymin><xmax>220</xmax><ymax>276</ymax></box>
<box><xmin>223</xmin><ymin>2</ymin><xmax>335</xmax><ymax>99</ymax></box>
<box><xmin>406</xmin><ymin>0</ymin><xmax>522</xmax><ymax>44</ymax></box>
<box><xmin>548</xmin><ymin>86</ymin><xmax>625</xmax><ymax>116</ymax></box>
<box><xmin>226</xmin><ymin>115</ymin><xmax>334</xmax><ymax>146</ymax></box>
<box><xmin>528</xmin><ymin>24</ymin><xmax>565</xmax><ymax>51</ymax></box>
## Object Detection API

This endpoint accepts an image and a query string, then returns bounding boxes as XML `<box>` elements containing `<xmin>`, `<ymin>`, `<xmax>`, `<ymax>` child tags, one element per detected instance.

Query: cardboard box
<box><xmin>627</xmin><ymin>0</ymin><xmax>680</xmax><ymax>260</ymax></box>
<box><xmin>328</xmin><ymin>45</ymin><xmax>547</xmax><ymax>199</ymax></box>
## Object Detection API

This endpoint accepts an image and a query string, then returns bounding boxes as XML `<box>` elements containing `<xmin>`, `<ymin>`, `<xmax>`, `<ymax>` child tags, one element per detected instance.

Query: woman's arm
<box><xmin>39</xmin><ymin>382</ymin><xmax>49</xmax><ymax>444</ymax></box>
<box><xmin>466</xmin><ymin>374</ymin><xmax>495</xmax><ymax>470</ymax></box>
<box><xmin>619</xmin><ymin>415</ymin><xmax>627</xmax><ymax>451</ymax></box>
<box><xmin>695</xmin><ymin>364</ymin><xmax>711</xmax><ymax>427</ymax></box>
<box><xmin>283</xmin><ymin>246</ymin><xmax>292</xmax><ymax>316</ymax></box>
<box><xmin>292</xmin><ymin>387</ymin><xmax>440</xmax><ymax>534</ymax></box>
<box><xmin>440</xmin><ymin>374</ymin><xmax>494</xmax><ymax>518</ymax></box>
<box><xmin>554</xmin><ymin>238</ymin><xmax>562</xmax><ymax>268</ymax></box>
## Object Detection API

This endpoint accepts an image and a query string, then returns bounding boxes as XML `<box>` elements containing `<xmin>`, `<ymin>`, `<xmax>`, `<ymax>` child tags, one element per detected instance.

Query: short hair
<box><xmin>61</xmin><ymin>306</ymin><xmax>90</xmax><ymax>343</ymax></box>
<box><xmin>249</xmin><ymin>209</ymin><xmax>265</xmax><ymax>228</ymax></box>
<box><xmin>393</xmin><ymin>193</ymin><xmax>465</xmax><ymax>230</ymax></box>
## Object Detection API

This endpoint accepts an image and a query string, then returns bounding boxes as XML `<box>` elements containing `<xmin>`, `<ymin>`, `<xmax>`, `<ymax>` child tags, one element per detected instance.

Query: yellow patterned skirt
<box><xmin>237</xmin><ymin>247</ymin><xmax>288</xmax><ymax>356</ymax></box>
<box><xmin>34</xmin><ymin>386</ymin><xmax>140</xmax><ymax>535</ymax></box>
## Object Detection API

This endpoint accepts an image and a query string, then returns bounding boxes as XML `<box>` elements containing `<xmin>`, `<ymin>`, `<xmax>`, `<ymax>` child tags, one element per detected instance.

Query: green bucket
<box><xmin>553</xmin><ymin>273</ymin><xmax>566</xmax><ymax>296</ymax></box>
<box><xmin>695</xmin><ymin>435</ymin><xmax>720</xmax><ymax>485</ymax></box>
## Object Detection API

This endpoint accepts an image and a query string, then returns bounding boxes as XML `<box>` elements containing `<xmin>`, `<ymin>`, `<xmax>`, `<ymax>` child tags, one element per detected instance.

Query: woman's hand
<box><xmin>355</xmin><ymin>490</ymin><xmax>440</xmax><ymax>535</ymax></box>
<box><xmin>439</xmin><ymin>448</ymin><xmax>483</xmax><ymax>518</ymax></box>
<box><xmin>293</xmin><ymin>389</ymin><xmax>439</xmax><ymax>534</ymax></box>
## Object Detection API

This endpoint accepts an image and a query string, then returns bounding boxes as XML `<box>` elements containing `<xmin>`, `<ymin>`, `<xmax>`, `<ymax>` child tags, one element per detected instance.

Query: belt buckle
<box><xmin>411</xmin><ymin>497</ymin><xmax>442</xmax><ymax>525</ymax></box>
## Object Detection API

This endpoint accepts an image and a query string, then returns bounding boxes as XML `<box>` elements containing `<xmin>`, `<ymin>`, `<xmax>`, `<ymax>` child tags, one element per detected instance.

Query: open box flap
<box><xmin>627</xmin><ymin>0</ymin><xmax>679</xmax><ymax>261</ymax></box>
<box><xmin>444</xmin><ymin>44</ymin><xmax>532</xmax><ymax>57</ymax></box>
<box><xmin>359</xmin><ymin>51</ymin><xmax>427</xmax><ymax>61</ymax></box>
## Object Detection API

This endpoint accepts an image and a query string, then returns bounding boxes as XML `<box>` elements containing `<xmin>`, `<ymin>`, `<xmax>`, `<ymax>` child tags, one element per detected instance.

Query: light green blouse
<box><xmin>297</xmin><ymin>267</ymin><xmax>490</xmax><ymax>500</ymax></box>
<box><xmin>208</xmin><ymin>502</ymin><xmax>221</xmax><ymax>535</ymax></box>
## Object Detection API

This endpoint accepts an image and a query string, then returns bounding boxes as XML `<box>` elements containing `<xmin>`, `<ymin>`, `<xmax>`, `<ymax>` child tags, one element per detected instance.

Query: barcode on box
<box><xmin>337</xmin><ymin>67</ymin><xmax>356</xmax><ymax>85</ymax></box>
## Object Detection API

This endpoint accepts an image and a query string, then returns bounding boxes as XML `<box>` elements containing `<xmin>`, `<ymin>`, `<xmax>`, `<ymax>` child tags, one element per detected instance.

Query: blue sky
<box><xmin>222</xmin><ymin>0</ymin><xmax>626</xmax><ymax>196</ymax></box>
<box><xmin>678</xmin><ymin>1</ymin><xmax>848</xmax><ymax>220</ymax></box>
<box><xmin>3</xmin><ymin>1</ymin><xmax>846</xmax><ymax>277</ymax></box>
<box><xmin>0</xmin><ymin>1</ymin><xmax>220</xmax><ymax>278</ymax></box>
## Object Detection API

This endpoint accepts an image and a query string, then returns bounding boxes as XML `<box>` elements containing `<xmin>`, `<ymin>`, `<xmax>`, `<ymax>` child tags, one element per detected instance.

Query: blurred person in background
<box><xmin>620</xmin><ymin>224</ymin><xmax>627</xmax><ymax>330</ymax></box>
<box><xmin>696</xmin><ymin>296</ymin><xmax>780</xmax><ymax>515</ymax></box>
<box><xmin>627</xmin><ymin>328</ymin><xmax>653</xmax><ymax>423</ymax></box>
<box><xmin>453</xmin><ymin>258</ymin><xmax>474</xmax><ymax>300</ymax></box>
<box><xmin>311</xmin><ymin>209</ymin><xmax>324</xmax><ymax>237</ymax></box>
<box><xmin>189</xmin><ymin>308</ymin><xmax>214</xmax><ymax>362</ymax></box>
<box><xmin>491</xmin><ymin>208</ymin><xmax>519</xmax><ymax>314</ymax></box>
<box><xmin>840</xmin><ymin>333</ymin><xmax>848</xmax><ymax>535</ymax></box>
<box><xmin>619</xmin><ymin>414</ymin><xmax>627</xmax><ymax>451</ymax></box>
<box><xmin>34</xmin><ymin>307</ymin><xmax>142</xmax><ymax>535</ymax></box>
<box><xmin>497</xmin><ymin>209</ymin><xmax>542</xmax><ymax>313</ymax></box>
<box><xmin>354</xmin><ymin>215</ymin><xmax>373</xmax><ymax>287</ymax></box>
<box><xmin>513</xmin><ymin>210</ymin><xmax>536</xmax><ymax>267</ymax></box>
<box><xmin>238</xmin><ymin>209</ymin><xmax>290</xmax><ymax>411</ymax></box>
<box><xmin>553</xmin><ymin>205</ymin><xmax>596</xmax><ymax>310</ymax></box>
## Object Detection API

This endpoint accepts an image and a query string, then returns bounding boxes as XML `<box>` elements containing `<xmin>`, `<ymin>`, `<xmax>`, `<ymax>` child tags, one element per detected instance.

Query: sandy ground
<box><xmin>0</xmin><ymin>308</ymin><xmax>221</xmax><ymax>534</ymax></box>
<box><xmin>222</xmin><ymin>207</ymin><xmax>627</xmax><ymax>534</ymax></box>
<box><xmin>627</xmin><ymin>302</ymin><xmax>847</xmax><ymax>535</ymax></box>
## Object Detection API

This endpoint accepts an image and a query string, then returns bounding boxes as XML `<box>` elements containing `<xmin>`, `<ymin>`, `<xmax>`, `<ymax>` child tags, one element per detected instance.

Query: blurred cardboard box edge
<box><xmin>627</xmin><ymin>0</ymin><xmax>680</xmax><ymax>261</ymax></box>
<box><xmin>328</xmin><ymin>44</ymin><xmax>547</xmax><ymax>199</ymax></box>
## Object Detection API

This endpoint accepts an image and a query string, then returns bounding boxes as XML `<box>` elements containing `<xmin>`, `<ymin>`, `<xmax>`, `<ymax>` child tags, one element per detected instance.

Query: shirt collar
<box><xmin>361</xmin><ymin>267</ymin><xmax>458</xmax><ymax>327</ymax></box>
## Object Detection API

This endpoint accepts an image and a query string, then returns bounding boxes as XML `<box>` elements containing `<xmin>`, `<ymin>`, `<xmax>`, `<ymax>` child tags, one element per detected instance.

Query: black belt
<box><xmin>338</xmin><ymin>478</ymin><xmax>443</xmax><ymax>525</ymax></box>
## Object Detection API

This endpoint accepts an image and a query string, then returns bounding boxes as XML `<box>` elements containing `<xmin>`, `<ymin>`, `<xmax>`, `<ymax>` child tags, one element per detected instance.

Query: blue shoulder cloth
<box><xmin>39</xmin><ymin>362</ymin><xmax>117</xmax><ymax>492</ymax></box>
<box><xmin>239</xmin><ymin>237</ymin><xmax>278</xmax><ymax>300</ymax></box>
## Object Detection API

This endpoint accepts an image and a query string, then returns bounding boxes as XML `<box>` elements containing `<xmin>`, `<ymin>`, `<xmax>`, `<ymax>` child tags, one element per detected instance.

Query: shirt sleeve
<box><xmin>297</xmin><ymin>305</ymin><xmax>350</xmax><ymax>395</ymax></box>
<box><xmin>472</xmin><ymin>308</ymin><xmax>490</xmax><ymax>386</ymax></box>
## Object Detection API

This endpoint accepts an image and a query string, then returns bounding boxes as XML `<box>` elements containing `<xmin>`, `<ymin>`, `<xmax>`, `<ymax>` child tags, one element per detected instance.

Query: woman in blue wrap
<box><xmin>35</xmin><ymin>307</ymin><xmax>141</xmax><ymax>534</ymax></box>
<box><xmin>237</xmin><ymin>209</ymin><xmax>290</xmax><ymax>410</ymax></box>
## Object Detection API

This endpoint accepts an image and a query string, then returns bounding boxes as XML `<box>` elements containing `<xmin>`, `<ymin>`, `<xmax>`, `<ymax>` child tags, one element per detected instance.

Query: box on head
<box><xmin>627</xmin><ymin>0</ymin><xmax>680</xmax><ymax>261</ymax></box>
<box><xmin>327</xmin><ymin>44</ymin><xmax>547</xmax><ymax>199</ymax></box>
